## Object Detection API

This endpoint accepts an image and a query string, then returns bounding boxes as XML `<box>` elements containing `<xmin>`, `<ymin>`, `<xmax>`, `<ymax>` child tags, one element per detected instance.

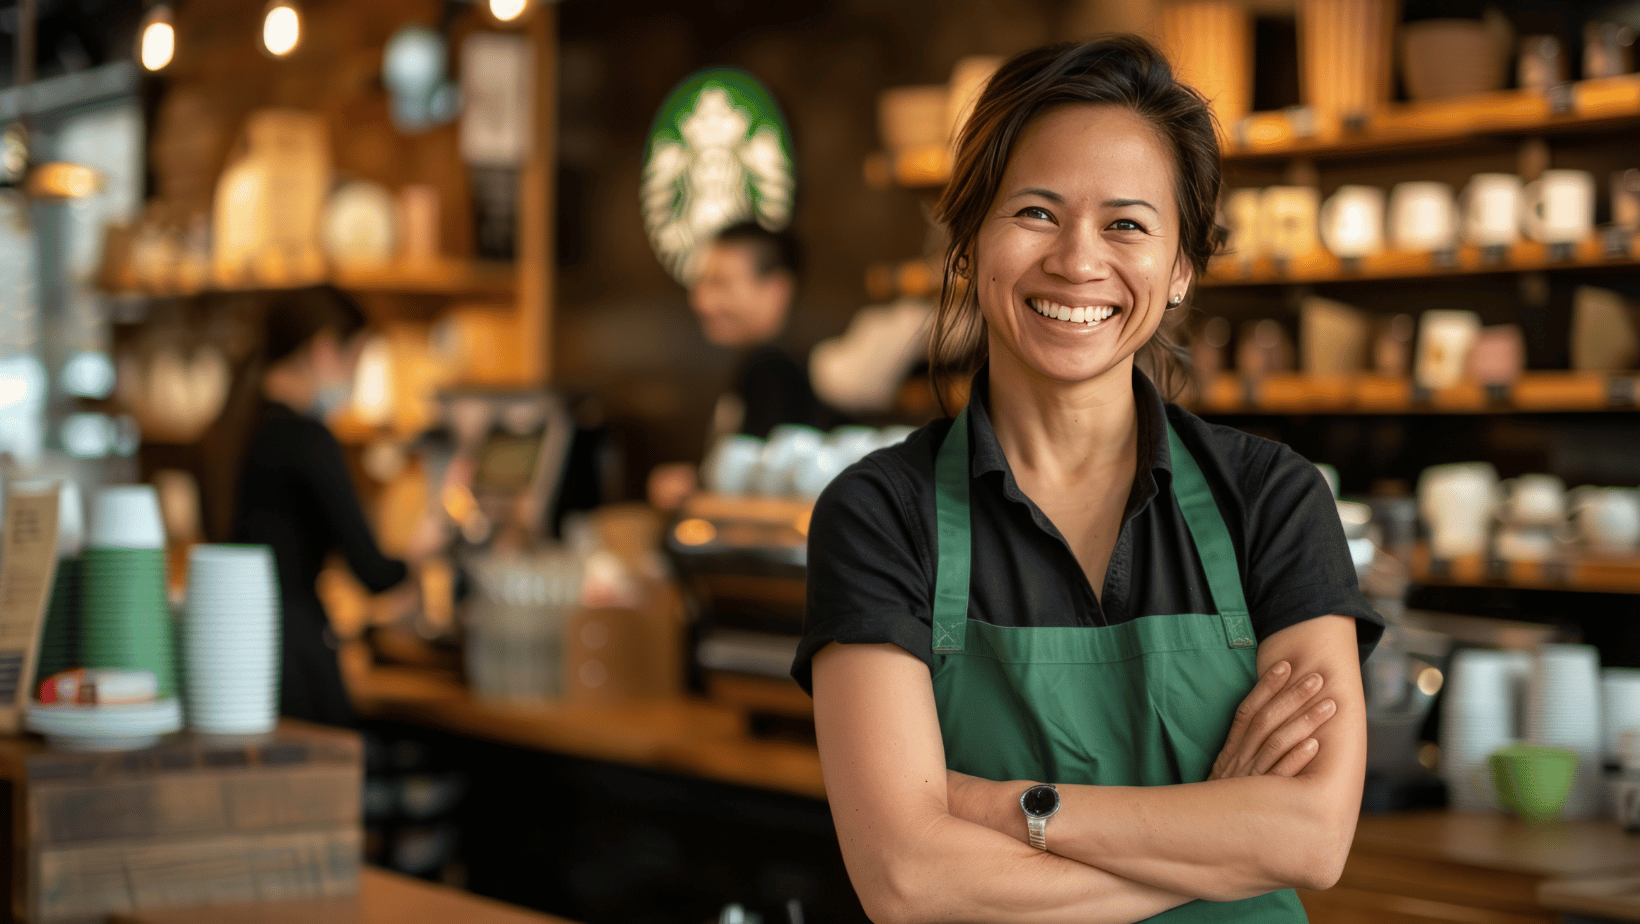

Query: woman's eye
<box><xmin>1110</xmin><ymin>218</ymin><xmax>1147</xmax><ymax>232</ymax></box>
<box><xmin>1016</xmin><ymin>206</ymin><xmax>1053</xmax><ymax>222</ymax></box>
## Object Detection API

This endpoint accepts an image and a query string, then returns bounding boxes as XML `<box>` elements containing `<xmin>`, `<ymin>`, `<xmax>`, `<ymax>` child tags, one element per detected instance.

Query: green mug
<box><xmin>1488</xmin><ymin>743</ymin><xmax>1579</xmax><ymax>823</ymax></box>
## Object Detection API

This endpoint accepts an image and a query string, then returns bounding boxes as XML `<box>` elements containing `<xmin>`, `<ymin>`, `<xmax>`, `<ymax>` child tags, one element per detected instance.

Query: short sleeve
<box><xmin>791</xmin><ymin>457</ymin><xmax>934</xmax><ymax>694</ymax></box>
<box><xmin>1239</xmin><ymin>444</ymin><xmax>1384</xmax><ymax>664</ymax></box>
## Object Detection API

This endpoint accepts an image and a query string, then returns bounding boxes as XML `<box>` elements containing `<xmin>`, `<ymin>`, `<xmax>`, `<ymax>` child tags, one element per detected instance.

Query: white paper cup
<box><xmin>89</xmin><ymin>485</ymin><xmax>166</xmax><ymax>550</ymax></box>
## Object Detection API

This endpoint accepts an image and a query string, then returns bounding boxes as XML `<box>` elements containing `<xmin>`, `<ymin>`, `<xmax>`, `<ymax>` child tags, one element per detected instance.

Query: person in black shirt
<box><xmin>231</xmin><ymin>287</ymin><xmax>433</xmax><ymax>727</ymax></box>
<box><xmin>797</xmin><ymin>38</ymin><xmax>1381</xmax><ymax>922</ymax></box>
<box><xmin>648</xmin><ymin>221</ymin><xmax>829</xmax><ymax>507</ymax></box>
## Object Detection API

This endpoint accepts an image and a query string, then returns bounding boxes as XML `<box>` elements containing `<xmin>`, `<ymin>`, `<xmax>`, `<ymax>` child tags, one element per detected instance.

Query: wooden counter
<box><xmin>1301</xmin><ymin>812</ymin><xmax>1640</xmax><ymax>924</ymax></box>
<box><xmin>352</xmin><ymin>667</ymin><xmax>826</xmax><ymax>800</ymax></box>
<box><xmin>357</xmin><ymin>670</ymin><xmax>1640</xmax><ymax>923</ymax></box>
<box><xmin>109</xmin><ymin>866</ymin><xmax>573</xmax><ymax>924</ymax></box>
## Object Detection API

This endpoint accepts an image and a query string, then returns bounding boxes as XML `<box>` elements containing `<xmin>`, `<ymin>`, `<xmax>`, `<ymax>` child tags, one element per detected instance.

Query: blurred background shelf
<box><xmin>103</xmin><ymin>261</ymin><xmax>518</xmax><ymax>300</ymax></box>
<box><xmin>1190</xmin><ymin>372</ymin><xmax>1639</xmax><ymax>415</ymax></box>
<box><xmin>1203</xmin><ymin>238</ymin><xmax>1640</xmax><ymax>287</ymax></box>
<box><xmin>863</xmin><ymin>258</ymin><xmax>941</xmax><ymax>300</ymax></box>
<box><xmin>866</xmin><ymin>76</ymin><xmax>1640</xmax><ymax>189</ymax></box>
<box><xmin>1411</xmin><ymin>544</ymin><xmax>1640</xmax><ymax>594</ymax></box>
<box><xmin>1230</xmin><ymin>75</ymin><xmax>1640</xmax><ymax>161</ymax></box>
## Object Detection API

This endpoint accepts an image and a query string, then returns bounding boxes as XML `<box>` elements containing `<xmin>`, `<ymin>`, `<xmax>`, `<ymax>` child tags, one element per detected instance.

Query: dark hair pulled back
<box><xmin>930</xmin><ymin>34</ymin><xmax>1226</xmax><ymax>408</ymax></box>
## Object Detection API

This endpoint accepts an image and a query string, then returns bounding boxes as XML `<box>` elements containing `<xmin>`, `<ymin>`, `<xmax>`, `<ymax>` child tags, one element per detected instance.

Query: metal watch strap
<box><xmin>1027</xmin><ymin>814</ymin><xmax>1049</xmax><ymax>850</ymax></box>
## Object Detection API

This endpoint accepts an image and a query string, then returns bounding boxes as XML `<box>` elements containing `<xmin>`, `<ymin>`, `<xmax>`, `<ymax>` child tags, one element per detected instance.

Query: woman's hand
<box><xmin>1208</xmin><ymin>660</ymin><xmax>1337</xmax><ymax>780</ymax></box>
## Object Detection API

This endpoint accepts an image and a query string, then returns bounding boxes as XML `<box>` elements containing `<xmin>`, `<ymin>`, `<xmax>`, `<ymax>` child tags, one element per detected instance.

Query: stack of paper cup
<box><xmin>35</xmin><ymin>480</ymin><xmax>87</xmax><ymax>682</ymax></box>
<box><xmin>81</xmin><ymin>485</ymin><xmax>176</xmax><ymax>697</ymax></box>
<box><xmin>1525</xmin><ymin>644</ymin><xmax>1604</xmax><ymax>818</ymax></box>
<box><xmin>1603</xmin><ymin>669</ymin><xmax>1640</xmax><ymax>764</ymax></box>
<box><xmin>182</xmin><ymin>544</ymin><xmax>280</xmax><ymax>735</ymax></box>
<box><xmin>1440</xmin><ymin>649</ymin><xmax>1528</xmax><ymax>812</ymax></box>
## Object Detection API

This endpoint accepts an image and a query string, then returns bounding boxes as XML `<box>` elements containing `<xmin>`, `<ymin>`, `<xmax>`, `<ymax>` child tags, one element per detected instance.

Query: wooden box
<box><xmin>0</xmin><ymin>722</ymin><xmax>362</xmax><ymax>923</ymax></box>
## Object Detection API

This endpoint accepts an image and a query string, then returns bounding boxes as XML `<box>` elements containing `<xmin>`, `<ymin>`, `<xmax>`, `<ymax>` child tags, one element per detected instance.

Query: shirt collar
<box><xmin>965</xmin><ymin>364</ymin><xmax>1172</xmax><ymax>514</ymax></box>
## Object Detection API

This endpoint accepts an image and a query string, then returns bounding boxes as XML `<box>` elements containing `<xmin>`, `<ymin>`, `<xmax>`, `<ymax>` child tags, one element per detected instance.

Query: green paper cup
<box><xmin>1489</xmin><ymin>743</ymin><xmax>1579</xmax><ymax>823</ymax></box>
<box><xmin>78</xmin><ymin>547</ymin><xmax>176</xmax><ymax>697</ymax></box>
<box><xmin>33</xmin><ymin>556</ymin><xmax>81</xmax><ymax>682</ymax></box>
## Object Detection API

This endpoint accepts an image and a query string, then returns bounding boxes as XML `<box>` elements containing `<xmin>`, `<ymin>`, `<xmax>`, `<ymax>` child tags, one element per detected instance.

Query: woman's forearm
<box><xmin>856</xmin><ymin>809</ymin><xmax>1195</xmax><ymax>924</ymax></box>
<box><xmin>956</xmin><ymin>773</ymin><xmax>1349</xmax><ymax>902</ymax></box>
<box><xmin>1055</xmin><ymin>775</ymin><xmax>1349</xmax><ymax>900</ymax></box>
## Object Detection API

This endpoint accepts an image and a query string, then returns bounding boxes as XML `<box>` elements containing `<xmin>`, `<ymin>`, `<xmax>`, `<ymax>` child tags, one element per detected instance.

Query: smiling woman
<box><xmin>796</xmin><ymin>35</ymin><xmax>1382</xmax><ymax>924</ymax></box>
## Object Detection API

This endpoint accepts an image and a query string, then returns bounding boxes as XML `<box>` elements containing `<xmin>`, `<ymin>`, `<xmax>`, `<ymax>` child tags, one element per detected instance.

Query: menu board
<box><xmin>0</xmin><ymin>486</ymin><xmax>60</xmax><ymax>733</ymax></box>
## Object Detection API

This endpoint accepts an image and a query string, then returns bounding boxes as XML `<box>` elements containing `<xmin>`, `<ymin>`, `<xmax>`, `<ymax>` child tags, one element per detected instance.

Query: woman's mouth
<box><xmin>1028</xmin><ymin>298</ymin><xmax>1121</xmax><ymax>326</ymax></box>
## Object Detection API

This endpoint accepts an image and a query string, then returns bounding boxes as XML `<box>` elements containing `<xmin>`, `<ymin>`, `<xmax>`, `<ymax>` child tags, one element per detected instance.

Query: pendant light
<box><xmin>261</xmin><ymin>0</ymin><xmax>301</xmax><ymax>57</ymax></box>
<box><xmin>138</xmin><ymin>3</ymin><xmax>175</xmax><ymax>72</ymax></box>
<box><xmin>489</xmin><ymin>0</ymin><xmax>528</xmax><ymax>23</ymax></box>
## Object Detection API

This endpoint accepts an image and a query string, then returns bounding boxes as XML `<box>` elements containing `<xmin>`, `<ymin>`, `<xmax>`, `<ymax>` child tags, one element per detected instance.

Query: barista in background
<box><xmin>648</xmin><ymin>221</ymin><xmax>833</xmax><ymax>508</ymax></box>
<box><xmin>232</xmin><ymin>286</ymin><xmax>438</xmax><ymax>727</ymax></box>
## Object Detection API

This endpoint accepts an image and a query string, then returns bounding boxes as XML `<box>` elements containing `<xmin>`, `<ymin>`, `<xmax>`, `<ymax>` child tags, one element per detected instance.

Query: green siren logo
<box><xmin>643</xmin><ymin>68</ymin><xmax>794</xmax><ymax>284</ymax></box>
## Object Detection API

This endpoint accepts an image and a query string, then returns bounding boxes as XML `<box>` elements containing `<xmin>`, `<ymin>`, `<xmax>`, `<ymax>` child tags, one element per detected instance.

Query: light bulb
<box><xmin>490</xmin><ymin>0</ymin><xmax>528</xmax><ymax>22</ymax></box>
<box><xmin>138</xmin><ymin>6</ymin><xmax>175</xmax><ymax>71</ymax></box>
<box><xmin>262</xmin><ymin>2</ymin><xmax>300</xmax><ymax>57</ymax></box>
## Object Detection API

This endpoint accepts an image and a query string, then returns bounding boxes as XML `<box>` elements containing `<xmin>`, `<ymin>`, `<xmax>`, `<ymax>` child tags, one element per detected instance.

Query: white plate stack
<box><xmin>1524</xmin><ymin>644</ymin><xmax>1604</xmax><ymax>818</ymax></box>
<box><xmin>1439</xmin><ymin>649</ymin><xmax>1529</xmax><ymax>812</ymax></box>
<box><xmin>182</xmin><ymin>544</ymin><xmax>281</xmax><ymax>736</ymax></box>
<box><xmin>1602</xmin><ymin>668</ymin><xmax>1640</xmax><ymax>764</ymax></box>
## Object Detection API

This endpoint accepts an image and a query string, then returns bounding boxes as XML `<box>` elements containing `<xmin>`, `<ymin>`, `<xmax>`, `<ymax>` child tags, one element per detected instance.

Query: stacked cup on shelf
<box><xmin>34</xmin><ymin>480</ymin><xmax>86</xmax><ymax>682</ymax></box>
<box><xmin>182</xmin><ymin>544</ymin><xmax>281</xmax><ymax>736</ymax></box>
<box><xmin>1604</xmin><ymin>668</ymin><xmax>1640</xmax><ymax>764</ymax></box>
<box><xmin>81</xmin><ymin>485</ymin><xmax>178</xmax><ymax>698</ymax></box>
<box><xmin>703</xmin><ymin>424</ymin><xmax>920</xmax><ymax>500</ymax></box>
<box><xmin>1439</xmin><ymin>648</ymin><xmax>1528</xmax><ymax>812</ymax></box>
<box><xmin>1524</xmin><ymin>644</ymin><xmax>1605</xmax><ymax>818</ymax></box>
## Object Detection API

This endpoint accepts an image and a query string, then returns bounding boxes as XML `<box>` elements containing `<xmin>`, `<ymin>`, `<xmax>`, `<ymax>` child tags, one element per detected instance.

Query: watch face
<box><xmin>1022</xmin><ymin>785</ymin><xmax>1059</xmax><ymax>818</ymax></box>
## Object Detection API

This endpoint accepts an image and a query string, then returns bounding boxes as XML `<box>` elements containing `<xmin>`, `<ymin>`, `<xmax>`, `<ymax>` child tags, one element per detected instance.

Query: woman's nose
<box><xmin>1041</xmin><ymin>222</ymin><xmax>1112</xmax><ymax>283</ymax></box>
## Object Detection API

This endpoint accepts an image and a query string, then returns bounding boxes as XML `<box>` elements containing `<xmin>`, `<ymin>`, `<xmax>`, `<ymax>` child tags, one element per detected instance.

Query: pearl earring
<box><xmin>1167</xmin><ymin>294</ymin><xmax>1183</xmax><ymax>308</ymax></box>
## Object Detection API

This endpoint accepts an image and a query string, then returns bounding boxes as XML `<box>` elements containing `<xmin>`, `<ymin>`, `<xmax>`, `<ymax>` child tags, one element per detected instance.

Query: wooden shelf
<box><xmin>1190</xmin><ymin>371</ymin><xmax>1638</xmax><ymax>415</ymax></box>
<box><xmin>1203</xmin><ymin>237</ymin><xmax>1640</xmax><ymax>287</ymax></box>
<box><xmin>1411</xmin><ymin>544</ymin><xmax>1640</xmax><ymax>594</ymax></box>
<box><xmin>105</xmin><ymin>261</ymin><xmax>517</xmax><ymax>301</ymax></box>
<box><xmin>866</xmin><ymin>76</ymin><xmax>1640</xmax><ymax>188</ymax></box>
<box><xmin>333</xmin><ymin>261</ymin><xmax>517</xmax><ymax>298</ymax></box>
<box><xmin>1230</xmin><ymin>75</ymin><xmax>1640</xmax><ymax>162</ymax></box>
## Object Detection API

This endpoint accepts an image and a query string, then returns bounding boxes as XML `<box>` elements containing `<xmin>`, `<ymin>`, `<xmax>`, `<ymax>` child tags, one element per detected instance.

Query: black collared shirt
<box><xmin>792</xmin><ymin>367</ymin><xmax>1383</xmax><ymax>693</ymax></box>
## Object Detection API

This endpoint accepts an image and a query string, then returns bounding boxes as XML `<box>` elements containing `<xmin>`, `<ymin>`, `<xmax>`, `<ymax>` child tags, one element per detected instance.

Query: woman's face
<box><xmin>971</xmin><ymin>103</ymin><xmax>1193</xmax><ymax>389</ymax></box>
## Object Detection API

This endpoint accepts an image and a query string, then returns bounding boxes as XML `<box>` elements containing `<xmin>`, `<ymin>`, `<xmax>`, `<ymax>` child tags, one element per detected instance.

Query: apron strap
<box><xmin>932</xmin><ymin>407</ymin><xmax>972</xmax><ymax>653</ymax></box>
<box><xmin>1166</xmin><ymin>420</ymin><xmax>1258</xmax><ymax>650</ymax></box>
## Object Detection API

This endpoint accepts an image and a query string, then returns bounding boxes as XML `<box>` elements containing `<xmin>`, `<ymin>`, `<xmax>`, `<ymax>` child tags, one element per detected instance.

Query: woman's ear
<box><xmin>1168</xmin><ymin>254</ymin><xmax>1194</xmax><ymax>305</ymax></box>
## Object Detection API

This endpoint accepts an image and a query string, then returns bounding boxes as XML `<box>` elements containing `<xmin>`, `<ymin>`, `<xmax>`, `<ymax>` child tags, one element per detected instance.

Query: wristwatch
<box><xmin>1020</xmin><ymin>783</ymin><xmax>1059</xmax><ymax>851</ymax></box>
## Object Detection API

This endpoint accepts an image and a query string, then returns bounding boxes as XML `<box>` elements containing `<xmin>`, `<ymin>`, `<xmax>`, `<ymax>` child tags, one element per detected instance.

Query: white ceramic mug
<box><xmin>1462</xmin><ymin>173</ymin><xmax>1523</xmax><ymax>247</ymax></box>
<box><xmin>753</xmin><ymin>425</ymin><xmax>824</xmax><ymax>497</ymax></box>
<box><xmin>702</xmin><ymin>435</ymin><xmax>765</xmax><ymax>495</ymax></box>
<box><xmin>1500</xmin><ymin>474</ymin><xmax>1567</xmax><ymax>526</ymax></box>
<box><xmin>1258</xmin><ymin>186</ymin><xmax>1322</xmax><ymax>260</ymax></box>
<box><xmin>1389</xmin><ymin>181</ymin><xmax>1459</xmax><ymax>252</ymax></box>
<box><xmin>1418</xmin><ymin>462</ymin><xmax>1500</xmax><ymax>559</ymax></box>
<box><xmin>1225</xmin><ymin>189</ymin><xmax>1263</xmax><ymax>261</ymax></box>
<box><xmin>1319</xmin><ymin>185</ymin><xmax>1385</xmax><ymax>259</ymax></box>
<box><xmin>1414</xmin><ymin>309</ymin><xmax>1482</xmax><ymax>390</ymax></box>
<box><xmin>1521</xmin><ymin>169</ymin><xmax>1596</xmax><ymax>245</ymax></box>
<box><xmin>1570</xmin><ymin>486</ymin><xmax>1640</xmax><ymax>552</ymax></box>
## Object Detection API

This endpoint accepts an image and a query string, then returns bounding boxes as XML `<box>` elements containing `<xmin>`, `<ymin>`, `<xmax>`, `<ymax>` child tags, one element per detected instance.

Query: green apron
<box><xmin>931</xmin><ymin>406</ymin><xmax>1308</xmax><ymax>922</ymax></box>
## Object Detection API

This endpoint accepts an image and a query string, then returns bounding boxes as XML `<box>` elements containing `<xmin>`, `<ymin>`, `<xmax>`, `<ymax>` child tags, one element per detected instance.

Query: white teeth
<box><xmin>1030</xmin><ymin>299</ymin><xmax>1121</xmax><ymax>324</ymax></box>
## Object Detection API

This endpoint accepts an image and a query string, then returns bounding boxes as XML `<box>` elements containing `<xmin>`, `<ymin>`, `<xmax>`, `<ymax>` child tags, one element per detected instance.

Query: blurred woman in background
<box><xmin>232</xmin><ymin>286</ymin><xmax>434</xmax><ymax>727</ymax></box>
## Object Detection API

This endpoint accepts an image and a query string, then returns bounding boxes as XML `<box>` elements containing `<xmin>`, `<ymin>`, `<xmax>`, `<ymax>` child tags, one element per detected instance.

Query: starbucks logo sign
<box><xmin>642</xmin><ymin>68</ymin><xmax>794</xmax><ymax>284</ymax></box>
